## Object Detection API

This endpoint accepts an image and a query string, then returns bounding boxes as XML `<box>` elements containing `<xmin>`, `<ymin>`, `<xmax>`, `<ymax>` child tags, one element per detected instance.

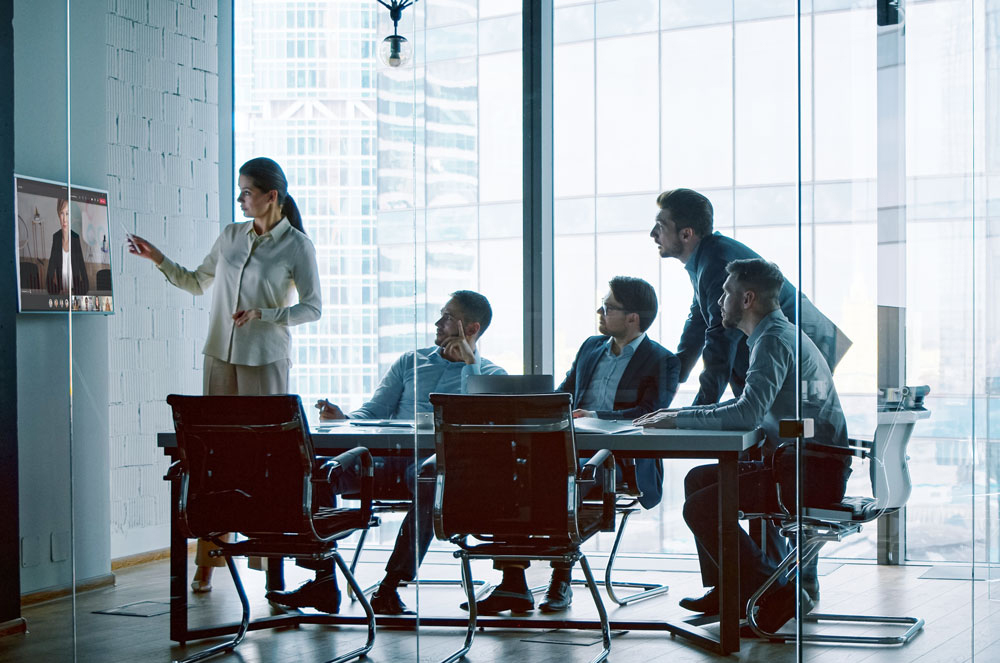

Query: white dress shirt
<box><xmin>157</xmin><ymin>217</ymin><xmax>322</xmax><ymax>366</ymax></box>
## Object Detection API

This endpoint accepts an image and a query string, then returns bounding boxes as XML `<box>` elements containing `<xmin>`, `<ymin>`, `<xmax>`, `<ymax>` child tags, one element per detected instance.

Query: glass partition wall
<box><xmin>12</xmin><ymin>0</ymin><xmax>76</xmax><ymax>660</ymax></box>
<box><xmin>7</xmin><ymin>1</ymin><xmax>1000</xmax><ymax>661</ymax></box>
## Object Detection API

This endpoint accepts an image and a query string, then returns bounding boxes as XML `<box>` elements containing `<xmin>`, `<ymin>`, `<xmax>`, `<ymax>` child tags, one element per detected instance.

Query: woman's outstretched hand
<box><xmin>127</xmin><ymin>234</ymin><xmax>165</xmax><ymax>265</ymax></box>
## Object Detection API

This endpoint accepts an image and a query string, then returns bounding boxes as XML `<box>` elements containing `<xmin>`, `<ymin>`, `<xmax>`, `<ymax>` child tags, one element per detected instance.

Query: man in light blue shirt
<box><xmin>315</xmin><ymin>293</ymin><xmax>504</xmax><ymax>421</ymax></box>
<box><xmin>636</xmin><ymin>259</ymin><xmax>851</xmax><ymax>633</ymax></box>
<box><xmin>267</xmin><ymin>290</ymin><xmax>506</xmax><ymax>615</ymax></box>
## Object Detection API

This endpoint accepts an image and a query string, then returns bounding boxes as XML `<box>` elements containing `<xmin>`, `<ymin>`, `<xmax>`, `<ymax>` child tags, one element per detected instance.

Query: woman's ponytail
<box><xmin>282</xmin><ymin>194</ymin><xmax>304</xmax><ymax>234</ymax></box>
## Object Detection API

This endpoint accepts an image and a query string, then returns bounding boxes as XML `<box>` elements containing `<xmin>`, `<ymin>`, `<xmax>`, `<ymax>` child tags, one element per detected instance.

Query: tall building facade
<box><xmin>234</xmin><ymin>0</ymin><xmax>380</xmax><ymax>411</ymax></box>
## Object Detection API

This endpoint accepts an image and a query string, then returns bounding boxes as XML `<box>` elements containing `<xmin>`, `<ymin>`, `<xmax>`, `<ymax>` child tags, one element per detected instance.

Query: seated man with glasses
<box><xmin>266</xmin><ymin>290</ymin><xmax>506</xmax><ymax>615</ymax></box>
<box><xmin>467</xmin><ymin>276</ymin><xmax>680</xmax><ymax>615</ymax></box>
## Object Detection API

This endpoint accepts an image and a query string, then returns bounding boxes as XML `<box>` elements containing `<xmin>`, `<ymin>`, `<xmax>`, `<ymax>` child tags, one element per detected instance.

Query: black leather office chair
<box><xmin>430</xmin><ymin>393</ymin><xmax>617</xmax><ymax>663</ymax></box>
<box><xmin>744</xmin><ymin>389</ymin><xmax>930</xmax><ymax>645</ymax></box>
<box><xmin>470</xmin><ymin>375</ymin><xmax>665</xmax><ymax>606</ymax></box>
<box><xmin>346</xmin><ymin>375</ymin><xmax>558</xmax><ymax>602</ymax></box>
<box><xmin>165</xmin><ymin>394</ymin><xmax>376</xmax><ymax>663</ymax></box>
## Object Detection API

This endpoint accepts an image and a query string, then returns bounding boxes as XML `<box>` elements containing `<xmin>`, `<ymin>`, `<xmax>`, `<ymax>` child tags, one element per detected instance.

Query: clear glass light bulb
<box><xmin>379</xmin><ymin>34</ymin><xmax>411</xmax><ymax>67</ymax></box>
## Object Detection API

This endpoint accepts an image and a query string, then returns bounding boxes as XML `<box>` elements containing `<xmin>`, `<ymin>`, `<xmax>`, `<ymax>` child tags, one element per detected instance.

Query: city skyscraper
<box><xmin>234</xmin><ymin>0</ymin><xmax>380</xmax><ymax>412</ymax></box>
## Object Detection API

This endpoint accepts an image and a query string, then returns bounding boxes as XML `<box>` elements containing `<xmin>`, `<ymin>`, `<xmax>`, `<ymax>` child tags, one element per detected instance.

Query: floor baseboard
<box><xmin>0</xmin><ymin>618</ymin><xmax>27</xmax><ymax>638</ymax></box>
<box><xmin>20</xmin><ymin>574</ymin><xmax>116</xmax><ymax>607</ymax></box>
<box><xmin>111</xmin><ymin>542</ymin><xmax>192</xmax><ymax>571</ymax></box>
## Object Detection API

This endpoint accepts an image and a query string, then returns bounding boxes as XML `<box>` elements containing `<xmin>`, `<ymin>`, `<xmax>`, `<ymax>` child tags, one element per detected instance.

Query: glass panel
<box><xmin>8</xmin><ymin>0</ymin><xmax>996</xmax><ymax>660</ymax></box>
<box><xmin>799</xmin><ymin>0</ymin><xmax>986</xmax><ymax>654</ymax></box>
<box><xmin>987</xmin><ymin>0</ymin><xmax>1000</xmax><ymax>607</ymax></box>
<box><xmin>13</xmin><ymin>0</ymin><xmax>74</xmax><ymax>658</ymax></box>
<box><xmin>905</xmin><ymin>2</ymin><xmax>972</xmax><ymax>564</ymax></box>
<box><xmin>401</xmin><ymin>5</ymin><xmax>525</xmax><ymax>625</ymax></box>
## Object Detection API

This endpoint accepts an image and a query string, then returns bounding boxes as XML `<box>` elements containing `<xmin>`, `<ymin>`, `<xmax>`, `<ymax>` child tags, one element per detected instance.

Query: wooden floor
<box><xmin>2</xmin><ymin>550</ymin><xmax>999</xmax><ymax>663</ymax></box>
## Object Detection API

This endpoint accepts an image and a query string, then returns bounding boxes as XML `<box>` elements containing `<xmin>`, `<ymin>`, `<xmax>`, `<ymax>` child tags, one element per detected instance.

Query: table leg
<box><xmin>169</xmin><ymin>474</ymin><xmax>188</xmax><ymax>644</ymax></box>
<box><xmin>717</xmin><ymin>453</ymin><xmax>740</xmax><ymax>654</ymax></box>
<box><xmin>266</xmin><ymin>557</ymin><xmax>285</xmax><ymax>591</ymax></box>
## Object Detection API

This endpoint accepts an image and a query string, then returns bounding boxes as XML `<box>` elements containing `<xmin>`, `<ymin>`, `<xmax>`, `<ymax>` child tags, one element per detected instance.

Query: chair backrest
<box><xmin>430</xmin><ymin>392</ymin><xmax>580</xmax><ymax>542</ymax></box>
<box><xmin>466</xmin><ymin>374</ymin><xmax>554</xmax><ymax>394</ymax></box>
<box><xmin>19</xmin><ymin>261</ymin><xmax>40</xmax><ymax>290</ymax></box>
<box><xmin>167</xmin><ymin>394</ymin><xmax>317</xmax><ymax>539</ymax></box>
<box><xmin>869</xmin><ymin>403</ymin><xmax>931</xmax><ymax>510</ymax></box>
<box><xmin>95</xmin><ymin>268</ymin><xmax>112</xmax><ymax>292</ymax></box>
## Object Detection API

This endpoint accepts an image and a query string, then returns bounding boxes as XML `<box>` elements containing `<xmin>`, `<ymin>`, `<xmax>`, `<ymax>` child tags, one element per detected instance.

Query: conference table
<box><xmin>158</xmin><ymin>423</ymin><xmax>763</xmax><ymax>655</ymax></box>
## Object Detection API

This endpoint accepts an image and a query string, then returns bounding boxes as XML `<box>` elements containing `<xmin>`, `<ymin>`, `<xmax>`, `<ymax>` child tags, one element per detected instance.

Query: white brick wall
<box><xmin>107</xmin><ymin>0</ymin><xmax>219</xmax><ymax>556</ymax></box>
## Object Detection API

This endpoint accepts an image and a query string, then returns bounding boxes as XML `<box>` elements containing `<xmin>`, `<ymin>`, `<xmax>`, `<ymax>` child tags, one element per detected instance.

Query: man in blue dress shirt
<box><xmin>266</xmin><ymin>290</ymin><xmax>506</xmax><ymax>614</ymax></box>
<box><xmin>466</xmin><ymin>276</ymin><xmax>680</xmax><ymax>615</ymax></box>
<box><xmin>650</xmin><ymin>188</ymin><xmax>851</xmax><ymax>601</ymax></box>
<box><xmin>636</xmin><ymin>259</ymin><xmax>851</xmax><ymax>633</ymax></box>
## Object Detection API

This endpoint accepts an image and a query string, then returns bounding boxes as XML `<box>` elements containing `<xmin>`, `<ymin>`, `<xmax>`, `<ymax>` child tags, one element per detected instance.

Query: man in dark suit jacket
<box><xmin>468</xmin><ymin>276</ymin><xmax>680</xmax><ymax>615</ymax></box>
<box><xmin>560</xmin><ymin>331</ymin><xmax>679</xmax><ymax>510</ymax></box>
<box><xmin>651</xmin><ymin>188</ymin><xmax>850</xmax><ymax>406</ymax></box>
<box><xmin>649</xmin><ymin>188</ymin><xmax>851</xmax><ymax>603</ymax></box>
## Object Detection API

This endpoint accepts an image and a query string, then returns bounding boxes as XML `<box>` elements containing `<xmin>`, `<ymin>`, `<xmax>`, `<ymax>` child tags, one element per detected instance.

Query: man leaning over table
<box><xmin>650</xmin><ymin>187</ymin><xmax>851</xmax><ymax>602</ymax></box>
<box><xmin>466</xmin><ymin>276</ymin><xmax>681</xmax><ymax>616</ymax></box>
<box><xmin>266</xmin><ymin>290</ymin><xmax>506</xmax><ymax>615</ymax></box>
<box><xmin>635</xmin><ymin>259</ymin><xmax>851</xmax><ymax>634</ymax></box>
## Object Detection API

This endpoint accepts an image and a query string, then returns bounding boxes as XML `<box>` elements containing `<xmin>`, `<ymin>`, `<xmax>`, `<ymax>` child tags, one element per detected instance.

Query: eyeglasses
<box><xmin>598</xmin><ymin>302</ymin><xmax>628</xmax><ymax>316</ymax></box>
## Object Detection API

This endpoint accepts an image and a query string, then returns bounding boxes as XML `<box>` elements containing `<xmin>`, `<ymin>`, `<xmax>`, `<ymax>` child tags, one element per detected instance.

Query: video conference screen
<box><xmin>15</xmin><ymin>175</ymin><xmax>114</xmax><ymax>314</ymax></box>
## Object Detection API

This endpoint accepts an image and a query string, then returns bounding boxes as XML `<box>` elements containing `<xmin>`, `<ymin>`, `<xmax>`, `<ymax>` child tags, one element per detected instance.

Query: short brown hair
<box><xmin>608</xmin><ymin>276</ymin><xmax>658</xmax><ymax>332</ymax></box>
<box><xmin>725</xmin><ymin>258</ymin><xmax>783</xmax><ymax>309</ymax></box>
<box><xmin>656</xmin><ymin>188</ymin><xmax>713</xmax><ymax>237</ymax></box>
<box><xmin>449</xmin><ymin>290</ymin><xmax>492</xmax><ymax>335</ymax></box>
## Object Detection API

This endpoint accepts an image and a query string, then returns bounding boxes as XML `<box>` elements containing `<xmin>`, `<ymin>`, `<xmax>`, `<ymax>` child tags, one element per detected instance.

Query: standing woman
<box><xmin>128</xmin><ymin>157</ymin><xmax>322</xmax><ymax>592</ymax></box>
<box><xmin>46</xmin><ymin>198</ymin><xmax>90</xmax><ymax>295</ymax></box>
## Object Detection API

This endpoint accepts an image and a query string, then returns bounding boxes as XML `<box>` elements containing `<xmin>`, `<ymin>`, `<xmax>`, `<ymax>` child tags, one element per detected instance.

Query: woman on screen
<box><xmin>128</xmin><ymin>157</ymin><xmax>322</xmax><ymax>594</ymax></box>
<box><xmin>46</xmin><ymin>198</ymin><xmax>89</xmax><ymax>295</ymax></box>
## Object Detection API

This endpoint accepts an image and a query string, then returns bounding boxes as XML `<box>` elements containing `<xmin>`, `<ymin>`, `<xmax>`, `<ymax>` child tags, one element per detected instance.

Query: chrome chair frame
<box><xmin>744</xmin><ymin>397</ymin><xmax>930</xmax><ymax>645</ymax></box>
<box><xmin>343</xmin><ymin>482</ymin><xmax>490</xmax><ymax>602</ymax></box>
<box><xmin>571</xmin><ymin>459</ymin><xmax>669</xmax><ymax>606</ymax></box>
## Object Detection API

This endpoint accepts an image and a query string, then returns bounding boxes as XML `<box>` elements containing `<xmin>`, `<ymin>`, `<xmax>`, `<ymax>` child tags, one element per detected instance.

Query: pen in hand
<box><xmin>315</xmin><ymin>399</ymin><xmax>345</xmax><ymax>420</ymax></box>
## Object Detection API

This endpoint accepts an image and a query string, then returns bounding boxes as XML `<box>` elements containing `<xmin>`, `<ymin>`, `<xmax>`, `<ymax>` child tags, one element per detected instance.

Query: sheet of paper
<box><xmin>572</xmin><ymin>417</ymin><xmax>640</xmax><ymax>435</ymax></box>
<box><xmin>348</xmin><ymin>419</ymin><xmax>414</xmax><ymax>428</ymax></box>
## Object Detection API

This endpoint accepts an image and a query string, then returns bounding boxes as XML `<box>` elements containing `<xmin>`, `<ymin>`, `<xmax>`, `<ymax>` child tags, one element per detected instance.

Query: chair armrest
<box><xmin>847</xmin><ymin>437</ymin><xmax>873</xmax><ymax>457</ymax></box>
<box><xmin>163</xmin><ymin>460</ymin><xmax>183</xmax><ymax>481</ymax></box>
<box><xmin>578</xmin><ymin>449</ymin><xmax>617</xmax><ymax>531</ymax></box>
<box><xmin>314</xmin><ymin>447</ymin><xmax>374</xmax><ymax>525</ymax></box>
<box><xmin>771</xmin><ymin>439</ymin><xmax>858</xmax><ymax>464</ymax></box>
<box><xmin>313</xmin><ymin>447</ymin><xmax>369</xmax><ymax>485</ymax></box>
<box><xmin>579</xmin><ymin>448</ymin><xmax>613</xmax><ymax>482</ymax></box>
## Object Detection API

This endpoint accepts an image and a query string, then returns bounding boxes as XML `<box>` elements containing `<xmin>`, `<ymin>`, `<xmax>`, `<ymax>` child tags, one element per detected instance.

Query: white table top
<box><xmin>309</xmin><ymin>422</ymin><xmax>761</xmax><ymax>454</ymax></box>
<box><xmin>158</xmin><ymin>422</ymin><xmax>762</xmax><ymax>456</ymax></box>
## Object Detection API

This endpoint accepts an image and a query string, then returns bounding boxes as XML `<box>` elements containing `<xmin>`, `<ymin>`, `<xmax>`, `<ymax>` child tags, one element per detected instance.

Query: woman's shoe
<box><xmin>190</xmin><ymin>579</ymin><xmax>213</xmax><ymax>593</ymax></box>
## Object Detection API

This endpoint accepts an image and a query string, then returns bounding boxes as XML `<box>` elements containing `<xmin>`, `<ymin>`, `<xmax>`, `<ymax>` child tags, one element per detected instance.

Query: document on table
<box><xmin>348</xmin><ymin>419</ymin><xmax>414</xmax><ymax>428</ymax></box>
<box><xmin>312</xmin><ymin>420</ymin><xmax>414</xmax><ymax>432</ymax></box>
<box><xmin>572</xmin><ymin>417</ymin><xmax>640</xmax><ymax>435</ymax></box>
